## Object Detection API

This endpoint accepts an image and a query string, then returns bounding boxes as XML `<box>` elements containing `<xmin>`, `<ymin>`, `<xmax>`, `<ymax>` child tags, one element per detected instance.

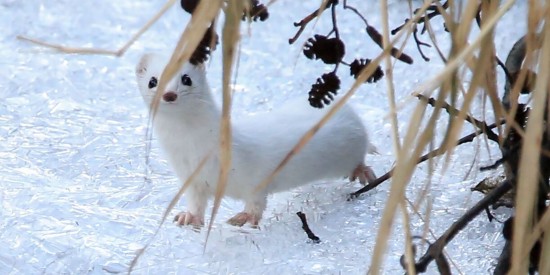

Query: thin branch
<box><xmin>413</xmin><ymin>179</ymin><xmax>513</xmax><ymax>273</ymax></box>
<box><xmin>296</xmin><ymin>212</ymin><xmax>321</xmax><ymax>243</ymax></box>
<box><xmin>17</xmin><ymin>0</ymin><xmax>178</xmax><ymax>56</ymax></box>
<box><xmin>415</xmin><ymin>94</ymin><xmax>500</xmax><ymax>142</ymax></box>
<box><xmin>331</xmin><ymin>0</ymin><xmax>339</xmax><ymax>39</ymax></box>
<box><xmin>343</xmin><ymin>0</ymin><xmax>368</xmax><ymax>26</ymax></box>
<box><xmin>391</xmin><ymin>1</ymin><xmax>449</xmax><ymax>35</ymax></box>
<box><xmin>412</xmin><ymin>27</ymin><xmax>432</xmax><ymax>61</ymax></box>
<box><xmin>288</xmin><ymin>0</ymin><xmax>335</xmax><ymax>44</ymax></box>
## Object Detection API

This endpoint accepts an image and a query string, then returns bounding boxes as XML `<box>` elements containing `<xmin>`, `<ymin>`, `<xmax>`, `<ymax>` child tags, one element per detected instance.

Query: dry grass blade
<box><xmin>206</xmin><ymin>0</ymin><xmax>244</xmax><ymax>245</ymax></box>
<box><xmin>16</xmin><ymin>35</ymin><xmax>119</xmax><ymax>55</ymax></box>
<box><xmin>367</xmin><ymin>0</ymin><xmax>457</xmax><ymax>272</ymax></box>
<box><xmin>510</xmin><ymin>7</ymin><xmax>550</xmax><ymax>273</ymax></box>
<box><xmin>441</xmin><ymin>3</ymin><xmax>499</xmax><ymax>162</ymax></box>
<box><xmin>150</xmin><ymin>0</ymin><xmax>222</xmax><ymax>127</ymax></box>
<box><xmin>400</xmin><ymin>199</ymin><xmax>416</xmax><ymax>275</ymax></box>
<box><xmin>448</xmin><ymin>0</ymin><xmax>498</xmax><ymax>144</ymax></box>
<box><xmin>143</xmin><ymin>0</ymin><xmax>221</xmax><ymax>255</ymax></box>
<box><xmin>17</xmin><ymin>0</ymin><xmax>177</xmax><ymax>56</ymax></box>
<box><xmin>523</xmin><ymin>207</ymin><xmax>550</xmax><ymax>262</ymax></box>
<box><xmin>478</xmin><ymin>1</ymin><xmax>504</xmax><ymax>137</ymax></box>
<box><xmin>415</xmin><ymin>0</ymin><xmax>516</xmax><ymax>94</ymax></box>
<box><xmin>379</xmin><ymin>0</ymin><xmax>401</xmax><ymax>153</ymax></box>
<box><xmin>127</xmin><ymin>153</ymin><xmax>211</xmax><ymax>274</ymax></box>
<box><xmin>370</xmin><ymin>1</ymin><xmax>516</xmax><ymax>273</ymax></box>
<box><xmin>540</xmin><ymin>235</ymin><xmax>550</xmax><ymax>274</ymax></box>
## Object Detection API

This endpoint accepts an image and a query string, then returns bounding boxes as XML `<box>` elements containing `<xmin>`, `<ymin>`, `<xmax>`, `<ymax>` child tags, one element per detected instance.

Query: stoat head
<box><xmin>136</xmin><ymin>53</ymin><xmax>210</xmax><ymax>112</ymax></box>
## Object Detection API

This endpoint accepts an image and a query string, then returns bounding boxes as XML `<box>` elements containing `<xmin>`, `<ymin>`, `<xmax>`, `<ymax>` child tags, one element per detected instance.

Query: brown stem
<box><xmin>296</xmin><ymin>212</ymin><xmax>321</xmax><ymax>243</ymax></box>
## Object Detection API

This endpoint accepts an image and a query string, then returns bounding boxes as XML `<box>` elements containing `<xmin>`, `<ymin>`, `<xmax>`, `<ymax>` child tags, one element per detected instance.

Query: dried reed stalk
<box><xmin>369</xmin><ymin>0</ymin><xmax>516</xmax><ymax>273</ymax></box>
<box><xmin>207</xmin><ymin>0</ymin><xmax>244</xmax><ymax>244</ymax></box>
<box><xmin>128</xmin><ymin>152</ymin><xmax>211</xmax><ymax>274</ymax></box>
<box><xmin>17</xmin><ymin>0</ymin><xmax>178</xmax><ymax>56</ymax></box>
<box><xmin>510</xmin><ymin>1</ymin><xmax>550</xmax><ymax>273</ymax></box>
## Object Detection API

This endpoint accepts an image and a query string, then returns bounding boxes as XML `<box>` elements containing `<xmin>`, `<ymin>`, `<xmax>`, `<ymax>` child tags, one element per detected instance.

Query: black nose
<box><xmin>163</xmin><ymin>92</ymin><xmax>178</xmax><ymax>102</ymax></box>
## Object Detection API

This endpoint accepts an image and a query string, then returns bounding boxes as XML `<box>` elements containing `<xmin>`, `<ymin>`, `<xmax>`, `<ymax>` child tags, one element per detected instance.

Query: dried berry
<box><xmin>308</xmin><ymin>72</ymin><xmax>341</xmax><ymax>108</ymax></box>
<box><xmin>303</xmin><ymin>35</ymin><xmax>345</xmax><ymax>64</ymax></box>
<box><xmin>190</xmin><ymin>26</ymin><xmax>218</xmax><ymax>65</ymax></box>
<box><xmin>181</xmin><ymin>0</ymin><xmax>199</xmax><ymax>14</ymax></box>
<box><xmin>349</xmin><ymin>58</ymin><xmax>384</xmax><ymax>83</ymax></box>
<box><xmin>242</xmin><ymin>0</ymin><xmax>269</xmax><ymax>22</ymax></box>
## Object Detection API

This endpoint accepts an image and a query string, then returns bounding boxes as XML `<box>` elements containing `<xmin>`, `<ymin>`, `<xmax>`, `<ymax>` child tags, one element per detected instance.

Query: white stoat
<box><xmin>136</xmin><ymin>53</ymin><xmax>377</xmax><ymax>227</ymax></box>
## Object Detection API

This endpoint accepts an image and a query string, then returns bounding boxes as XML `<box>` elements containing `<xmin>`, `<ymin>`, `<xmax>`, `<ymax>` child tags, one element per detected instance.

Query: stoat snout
<box><xmin>163</xmin><ymin>92</ymin><xmax>178</xmax><ymax>102</ymax></box>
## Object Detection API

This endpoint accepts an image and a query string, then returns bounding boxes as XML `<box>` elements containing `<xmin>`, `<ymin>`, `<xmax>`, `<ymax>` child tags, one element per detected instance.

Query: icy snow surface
<box><xmin>1</xmin><ymin>0</ymin><xmax>528</xmax><ymax>274</ymax></box>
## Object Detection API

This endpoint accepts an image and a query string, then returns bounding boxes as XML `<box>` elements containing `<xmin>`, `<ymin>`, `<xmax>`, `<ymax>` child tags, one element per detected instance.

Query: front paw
<box><xmin>227</xmin><ymin>212</ymin><xmax>260</xmax><ymax>227</ymax></box>
<box><xmin>350</xmin><ymin>164</ymin><xmax>377</xmax><ymax>185</ymax></box>
<box><xmin>174</xmin><ymin>211</ymin><xmax>204</xmax><ymax>227</ymax></box>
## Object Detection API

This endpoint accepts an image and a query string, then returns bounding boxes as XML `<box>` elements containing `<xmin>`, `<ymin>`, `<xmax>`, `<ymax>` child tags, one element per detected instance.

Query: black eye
<box><xmin>181</xmin><ymin>74</ymin><xmax>192</xmax><ymax>86</ymax></box>
<box><xmin>148</xmin><ymin>77</ymin><xmax>158</xmax><ymax>89</ymax></box>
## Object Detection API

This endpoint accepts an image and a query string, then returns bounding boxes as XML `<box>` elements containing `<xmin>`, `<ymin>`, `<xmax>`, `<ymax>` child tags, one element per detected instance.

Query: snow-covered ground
<box><xmin>0</xmin><ymin>1</ymin><xmax>528</xmax><ymax>274</ymax></box>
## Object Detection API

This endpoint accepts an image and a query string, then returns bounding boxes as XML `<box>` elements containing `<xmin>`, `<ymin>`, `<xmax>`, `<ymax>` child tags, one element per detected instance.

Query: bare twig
<box><xmin>330</xmin><ymin>0</ymin><xmax>339</xmax><ymax>39</ymax></box>
<box><xmin>296</xmin><ymin>212</ymin><xmax>321</xmax><ymax>243</ymax></box>
<box><xmin>414</xmin><ymin>179</ymin><xmax>514</xmax><ymax>273</ymax></box>
<box><xmin>367</xmin><ymin>25</ymin><xmax>414</xmax><ymax>64</ymax></box>
<box><xmin>17</xmin><ymin>0</ymin><xmax>178</xmax><ymax>56</ymax></box>
<box><xmin>412</xmin><ymin>27</ymin><xmax>432</xmax><ymax>61</ymax></box>
<box><xmin>415</xmin><ymin>94</ymin><xmax>500</xmax><ymax>142</ymax></box>
<box><xmin>391</xmin><ymin>1</ymin><xmax>450</xmax><ymax>35</ymax></box>
<box><xmin>288</xmin><ymin>0</ymin><xmax>334</xmax><ymax>44</ymax></box>
<box><xmin>128</xmin><ymin>152</ymin><xmax>211</xmax><ymax>273</ymax></box>
<box><xmin>342</xmin><ymin>0</ymin><xmax>368</xmax><ymax>26</ymax></box>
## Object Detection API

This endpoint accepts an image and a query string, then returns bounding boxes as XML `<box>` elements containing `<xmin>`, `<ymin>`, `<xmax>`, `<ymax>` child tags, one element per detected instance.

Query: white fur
<box><xmin>136</xmin><ymin>53</ymin><xmax>376</xmax><ymax>226</ymax></box>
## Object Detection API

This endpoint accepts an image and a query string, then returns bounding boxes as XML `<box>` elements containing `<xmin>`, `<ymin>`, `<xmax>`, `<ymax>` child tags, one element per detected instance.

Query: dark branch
<box><xmin>415</xmin><ymin>94</ymin><xmax>500</xmax><ymax>142</ymax></box>
<box><xmin>391</xmin><ymin>1</ymin><xmax>449</xmax><ymax>35</ymax></box>
<box><xmin>413</xmin><ymin>26</ymin><xmax>431</xmax><ymax>61</ymax></box>
<box><xmin>331</xmin><ymin>0</ymin><xmax>339</xmax><ymax>39</ymax></box>
<box><xmin>289</xmin><ymin>0</ymin><xmax>336</xmax><ymax>44</ymax></box>
<box><xmin>296</xmin><ymin>212</ymin><xmax>321</xmax><ymax>243</ymax></box>
<box><xmin>342</xmin><ymin>0</ymin><xmax>368</xmax><ymax>26</ymax></box>
<box><xmin>413</xmin><ymin>179</ymin><xmax>513</xmax><ymax>273</ymax></box>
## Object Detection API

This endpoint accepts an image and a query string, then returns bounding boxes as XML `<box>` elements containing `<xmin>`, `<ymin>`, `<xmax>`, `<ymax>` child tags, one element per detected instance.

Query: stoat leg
<box><xmin>174</xmin><ymin>185</ymin><xmax>208</xmax><ymax>227</ymax></box>
<box><xmin>227</xmin><ymin>195</ymin><xmax>267</xmax><ymax>227</ymax></box>
<box><xmin>350</xmin><ymin>164</ymin><xmax>377</xmax><ymax>185</ymax></box>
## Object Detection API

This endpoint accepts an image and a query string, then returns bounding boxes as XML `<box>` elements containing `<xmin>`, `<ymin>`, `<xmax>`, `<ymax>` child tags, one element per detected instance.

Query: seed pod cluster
<box><xmin>308</xmin><ymin>72</ymin><xmax>340</xmax><ymax>108</ymax></box>
<box><xmin>190</xmin><ymin>26</ymin><xmax>218</xmax><ymax>65</ymax></box>
<box><xmin>180</xmin><ymin>0</ymin><xmax>199</xmax><ymax>13</ymax></box>
<box><xmin>289</xmin><ymin>0</ymin><xmax>417</xmax><ymax>108</ymax></box>
<box><xmin>349</xmin><ymin>58</ymin><xmax>384</xmax><ymax>83</ymax></box>
<box><xmin>243</xmin><ymin>0</ymin><xmax>269</xmax><ymax>22</ymax></box>
<box><xmin>303</xmin><ymin>35</ymin><xmax>345</xmax><ymax>64</ymax></box>
<box><xmin>180</xmin><ymin>0</ymin><xmax>268</xmax><ymax>64</ymax></box>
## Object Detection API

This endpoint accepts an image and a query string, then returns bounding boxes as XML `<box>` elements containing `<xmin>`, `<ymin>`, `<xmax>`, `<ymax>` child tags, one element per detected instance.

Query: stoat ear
<box><xmin>136</xmin><ymin>54</ymin><xmax>152</xmax><ymax>77</ymax></box>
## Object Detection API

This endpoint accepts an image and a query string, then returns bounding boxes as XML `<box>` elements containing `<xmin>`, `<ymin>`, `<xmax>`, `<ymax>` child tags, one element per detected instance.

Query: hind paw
<box><xmin>350</xmin><ymin>164</ymin><xmax>377</xmax><ymax>185</ymax></box>
<box><xmin>227</xmin><ymin>212</ymin><xmax>260</xmax><ymax>227</ymax></box>
<box><xmin>174</xmin><ymin>211</ymin><xmax>204</xmax><ymax>227</ymax></box>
